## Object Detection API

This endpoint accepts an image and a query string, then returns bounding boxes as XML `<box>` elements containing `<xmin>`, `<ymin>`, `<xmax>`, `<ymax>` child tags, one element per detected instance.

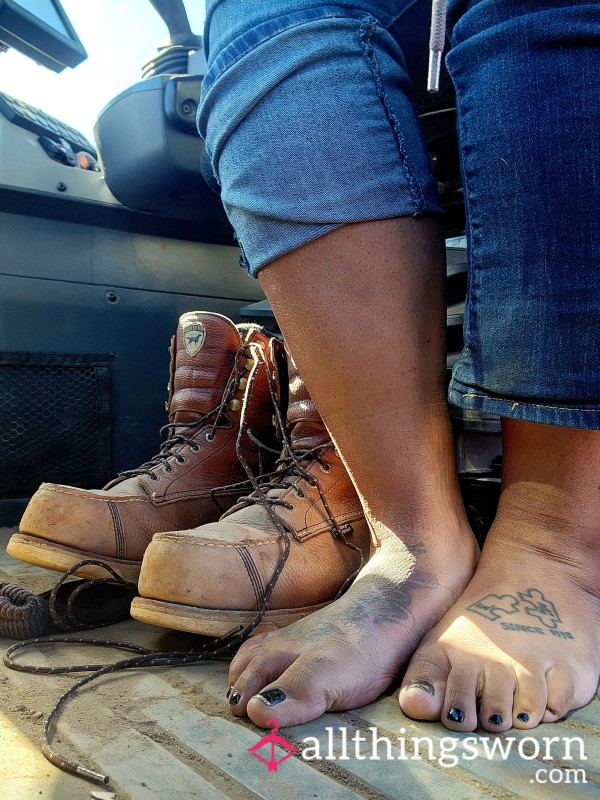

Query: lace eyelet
<box><xmin>165</xmin><ymin>466</ymin><xmax>173</xmax><ymax>473</ymax></box>
<box><xmin>176</xmin><ymin>456</ymin><xmax>186</xmax><ymax>465</ymax></box>
<box><xmin>190</xmin><ymin>444</ymin><xmax>200</xmax><ymax>452</ymax></box>
<box><xmin>286</xmin><ymin>503</ymin><xmax>295</xmax><ymax>511</ymax></box>
<box><xmin>205</xmin><ymin>432</ymin><xmax>215</xmax><ymax>442</ymax></box>
<box><xmin>320</xmin><ymin>463</ymin><xmax>332</xmax><ymax>473</ymax></box>
<box><xmin>150</xmin><ymin>473</ymin><xmax>159</xmax><ymax>481</ymax></box>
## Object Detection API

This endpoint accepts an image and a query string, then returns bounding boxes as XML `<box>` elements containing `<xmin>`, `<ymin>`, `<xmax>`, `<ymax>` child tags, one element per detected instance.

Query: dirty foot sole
<box><xmin>130</xmin><ymin>596</ymin><xmax>330</xmax><ymax>637</ymax></box>
<box><xmin>6</xmin><ymin>533</ymin><xmax>141</xmax><ymax>582</ymax></box>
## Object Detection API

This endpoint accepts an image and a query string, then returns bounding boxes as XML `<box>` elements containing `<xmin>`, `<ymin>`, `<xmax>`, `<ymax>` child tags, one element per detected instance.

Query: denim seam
<box><xmin>358</xmin><ymin>17</ymin><xmax>426</xmax><ymax>214</ymax></box>
<box><xmin>204</xmin><ymin>10</ymin><xmax>358</xmax><ymax>91</ymax></box>
<box><xmin>454</xmin><ymin>390</ymin><xmax>600</xmax><ymax>415</ymax></box>
<box><xmin>448</xmin><ymin>60</ymin><xmax>478</xmax><ymax>381</ymax></box>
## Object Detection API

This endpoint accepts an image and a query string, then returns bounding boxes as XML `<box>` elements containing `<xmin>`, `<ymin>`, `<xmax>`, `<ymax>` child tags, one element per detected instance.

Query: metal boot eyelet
<box><xmin>320</xmin><ymin>463</ymin><xmax>332</xmax><ymax>473</ymax></box>
<box><xmin>205</xmin><ymin>432</ymin><xmax>215</xmax><ymax>442</ymax></box>
<box><xmin>176</xmin><ymin>456</ymin><xmax>187</xmax><ymax>464</ymax></box>
<box><xmin>190</xmin><ymin>444</ymin><xmax>200</xmax><ymax>452</ymax></box>
<box><xmin>150</xmin><ymin>473</ymin><xmax>159</xmax><ymax>481</ymax></box>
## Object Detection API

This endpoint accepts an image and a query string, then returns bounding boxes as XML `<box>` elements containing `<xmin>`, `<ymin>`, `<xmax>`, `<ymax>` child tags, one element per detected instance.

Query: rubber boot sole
<box><xmin>6</xmin><ymin>533</ymin><xmax>141</xmax><ymax>583</ymax></box>
<box><xmin>130</xmin><ymin>596</ymin><xmax>329</xmax><ymax>637</ymax></box>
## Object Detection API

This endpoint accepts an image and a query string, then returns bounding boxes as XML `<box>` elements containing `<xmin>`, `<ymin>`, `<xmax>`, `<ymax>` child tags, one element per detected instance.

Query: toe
<box><xmin>229</xmin><ymin>632</ymin><xmax>272</xmax><ymax>685</ymax></box>
<box><xmin>442</xmin><ymin>658</ymin><xmax>480</xmax><ymax>731</ymax></box>
<box><xmin>512</xmin><ymin>664</ymin><xmax>546</xmax><ymax>728</ymax></box>
<box><xmin>543</xmin><ymin>664</ymin><xmax>576</xmax><ymax>722</ymax></box>
<box><xmin>478</xmin><ymin>663</ymin><xmax>516</xmax><ymax>732</ymax></box>
<box><xmin>245</xmin><ymin>653</ymin><xmax>343</xmax><ymax>727</ymax></box>
<box><xmin>399</xmin><ymin>642</ymin><xmax>450</xmax><ymax>720</ymax></box>
<box><xmin>228</xmin><ymin>649</ymin><xmax>298</xmax><ymax>717</ymax></box>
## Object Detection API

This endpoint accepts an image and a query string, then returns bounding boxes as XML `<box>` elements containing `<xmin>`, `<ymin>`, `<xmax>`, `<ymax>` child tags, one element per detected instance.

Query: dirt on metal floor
<box><xmin>0</xmin><ymin>526</ymin><xmax>598</xmax><ymax>800</ymax></box>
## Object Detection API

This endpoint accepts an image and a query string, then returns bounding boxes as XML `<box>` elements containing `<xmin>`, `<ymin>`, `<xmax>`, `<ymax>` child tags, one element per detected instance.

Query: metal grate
<box><xmin>0</xmin><ymin>352</ymin><xmax>112</xmax><ymax>499</ymax></box>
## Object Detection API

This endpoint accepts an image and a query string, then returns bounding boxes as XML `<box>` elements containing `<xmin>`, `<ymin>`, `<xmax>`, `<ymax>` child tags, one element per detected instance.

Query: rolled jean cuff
<box><xmin>446</xmin><ymin>0</ymin><xmax>600</xmax><ymax>428</ymax></box>
<box><xmin>449</xmin><ymin>379</ymin><xmax>600</xmax><ymax>431</ymax></box>
<box><xmin>199</xmin><ymin>7</ymin><xmax>441</xmax><ymax>276</ymax></box>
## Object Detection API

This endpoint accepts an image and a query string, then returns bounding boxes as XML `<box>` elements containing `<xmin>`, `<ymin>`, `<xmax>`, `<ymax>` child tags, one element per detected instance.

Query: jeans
<box><xmin>199</xmin><ymin>0</ymin><xmax>600</xmax><ymax>429</ymax></box>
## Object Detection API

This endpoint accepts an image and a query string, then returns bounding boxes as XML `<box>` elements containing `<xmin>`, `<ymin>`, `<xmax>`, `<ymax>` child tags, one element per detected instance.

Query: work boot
<box><xmin>130</xmin><ymin>351</ymin><xmax>371</xmax><ymax>636</ymax></box>
<box><xmin>7</xmin><ymin>312</ymin><xmax>278</xmax><ymax>582</ymax></box>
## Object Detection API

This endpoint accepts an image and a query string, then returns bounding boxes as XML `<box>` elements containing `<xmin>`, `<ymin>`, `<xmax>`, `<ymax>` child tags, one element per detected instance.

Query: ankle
<box><xmin>485</xmin><ymin>483</ymin><xmax>600</xmax><ymax>597</ymax></box>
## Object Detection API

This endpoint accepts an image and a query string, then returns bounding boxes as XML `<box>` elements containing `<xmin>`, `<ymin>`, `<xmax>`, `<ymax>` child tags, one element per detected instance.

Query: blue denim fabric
<box><xmin>200</xmin><ymin>0</ymin><xmax>600</xmax><ymax>429</ymax></box>
<box><xmin>445</xmin><ymin>0</ymin><xmax>600</xmax><ymax>428</ymax></box>
<box><xmin>198</xmin><ymin>1</ymin><xmax>442</xmax><ymax>274</ymax></box>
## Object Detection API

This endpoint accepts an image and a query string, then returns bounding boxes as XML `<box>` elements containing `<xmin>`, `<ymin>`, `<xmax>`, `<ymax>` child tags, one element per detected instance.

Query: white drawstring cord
<box><xmin>428</xmin><ymin>0</ymin><xmax>447</xmax><ymax>92</ymax></box>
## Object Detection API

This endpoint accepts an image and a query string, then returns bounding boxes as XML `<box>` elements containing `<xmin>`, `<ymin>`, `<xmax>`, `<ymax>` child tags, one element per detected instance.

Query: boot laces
<box><xmin>3</xmin><ymin>341</ymin><xmax>367</xmax><ymax>787</ymax></box>
<box><xmin>238</xmin><ymin>442</ymin><xmax>333</xmax><ymax>511</ymax></box>
<box><xmin>116</xmin><ymin>342</ymin><xmax>256</xmax><ymax>481</ymax></box>
<box><xmin>232</xmin><ymin>349</ymin><xmax>365</xmax><ymax>581</ymax></box>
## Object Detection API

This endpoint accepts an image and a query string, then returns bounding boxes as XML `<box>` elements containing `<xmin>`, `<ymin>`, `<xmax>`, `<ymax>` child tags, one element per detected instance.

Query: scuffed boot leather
<box><xmin>8</xmin><ymin>312</ymin><xmax>277</xmax><ymax>581</ymax></box>
<box><xmin>131</xmin><ymin>351</ymin><xmax>370</xmax><ymax>636</ymax></box>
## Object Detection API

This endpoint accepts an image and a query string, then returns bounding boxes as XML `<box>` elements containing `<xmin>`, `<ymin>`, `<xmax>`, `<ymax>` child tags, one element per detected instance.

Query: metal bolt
<box><xmin>56</xmin><ymin>182</ymin><xmax>67</xmax><ymax>192</ymax></box>
<box><xmin>181</xmin><ymin>99</ymin><xmax>196</xmax><ymax>116</ymax></box>
<box><xmin>105</xmin><ymin>290</ymin><xmax>119</xmax><ymax>304</ymax></box>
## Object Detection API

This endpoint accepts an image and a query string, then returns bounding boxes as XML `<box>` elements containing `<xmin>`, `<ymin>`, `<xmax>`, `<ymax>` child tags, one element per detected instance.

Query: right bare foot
<box><xmin>226</xmin><ymin>515</ymin><xmax>478</xmax><ymax>727</ymax></box>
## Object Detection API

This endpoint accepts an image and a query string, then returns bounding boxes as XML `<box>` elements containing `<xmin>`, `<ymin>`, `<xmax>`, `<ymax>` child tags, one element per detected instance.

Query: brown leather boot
<box><xmin>130</xmin><ymin>351</ymin><xmax>371</xmax><ymax>636</ymax></box>
<box><xmin>7</xmin><ymin>312</ymin><xmax>278</xmax><ymax>582</ymax></box>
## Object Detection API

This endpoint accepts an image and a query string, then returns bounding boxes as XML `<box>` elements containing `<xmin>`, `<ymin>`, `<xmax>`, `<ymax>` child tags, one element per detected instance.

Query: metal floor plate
<box><xmin>0</xmin><ymin>527</ymin><xmax>597</xmax><ymax>800</ymax></box>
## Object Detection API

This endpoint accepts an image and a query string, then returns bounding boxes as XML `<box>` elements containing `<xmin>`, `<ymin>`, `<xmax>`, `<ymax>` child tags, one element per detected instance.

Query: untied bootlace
<box><xmin>3</xmin><ymin>341</ymin><xmax>366</xmax><ymax>785</ymax></box>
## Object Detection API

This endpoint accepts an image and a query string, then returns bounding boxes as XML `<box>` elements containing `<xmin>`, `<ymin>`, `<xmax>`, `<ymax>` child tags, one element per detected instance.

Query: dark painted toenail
<box><xmin>226</xmin><ymin>686</ymin><xmax>232</xmax><ymax>699</ymax></box>
<box><xmin>409</xmin><ymin>680</ymin><xmax>435</xmax><ymax>696</ymax></box>
<box><xmin>488</xmin><ymin>713</ymin><xmax>503</xmax><ymax>726</ymax></box>
<box><xmin>255</xmin><ymin>688</ymin><xmax>287</xmax><ymax>706</ymax></box>
<box><xmin>229</xmin><ymin>692</ymin><xmax>241</xmax><ymax>705</ymax></box>
<box><xmin>447</xmin><ymin>707</ymin><xmax>465</xmax><ymax>723</ymax></box>
<box><xmin>517</xmin><ymin>712</ymin><xmax>530</xmax><ymax>722</ymax></box>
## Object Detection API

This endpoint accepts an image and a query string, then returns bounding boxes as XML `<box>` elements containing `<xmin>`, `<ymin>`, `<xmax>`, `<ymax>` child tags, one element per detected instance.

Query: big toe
<box><xmin>399</xmin><ymin>642</ymin><xmax>449</xmax><ymax>720</ymax></box>
<box><xmin>245</xmin><ymin>650</ymin><xmax>369</xmax><ymax>727</ymax></box>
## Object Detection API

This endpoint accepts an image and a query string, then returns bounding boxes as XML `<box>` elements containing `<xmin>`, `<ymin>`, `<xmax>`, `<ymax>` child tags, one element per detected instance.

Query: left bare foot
<box><xmin>400</xmin><ymin>482</ymin><xmax>600</xmax><ymax>732</ymax></box>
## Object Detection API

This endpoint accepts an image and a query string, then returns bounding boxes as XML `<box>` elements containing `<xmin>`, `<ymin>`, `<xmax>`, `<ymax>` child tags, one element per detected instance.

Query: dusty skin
<box><xmin>227</xmin><ymin>515</ymin><xmax>478</xmax><ymax>728</ymax></box>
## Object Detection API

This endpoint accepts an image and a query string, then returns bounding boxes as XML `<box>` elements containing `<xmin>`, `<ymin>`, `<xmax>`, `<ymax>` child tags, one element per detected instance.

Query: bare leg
<box><xmin>227</xmin><ymin>217</ymin><xmax>478</xmax><ymax>727</ymax></box>
<box><xmin>400</xmin><ymin>418</ymin><xmax>600</xmax><ymax>731</ymax></box>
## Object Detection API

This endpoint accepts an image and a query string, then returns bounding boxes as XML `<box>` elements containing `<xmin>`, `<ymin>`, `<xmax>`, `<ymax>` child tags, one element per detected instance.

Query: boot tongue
<box><xmin>169</xmin><ymin>312</ymin><xmax>243</xmax><ymax>424</ymax></box>
<box><xmin>286</xmin><ymin>351</ymin><xmax>330</xmax><ymax>450</ymax></box>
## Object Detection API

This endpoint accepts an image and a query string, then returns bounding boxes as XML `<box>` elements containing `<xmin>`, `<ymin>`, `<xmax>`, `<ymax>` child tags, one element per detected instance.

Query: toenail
<box><xmin>229</xmin><ymin>692</ymin><xmax>241</xmax><ymax>705</ymax></box>
<box><xmin>408</xmin><ymin>680</ymin><xmax>435</xmax><ymax>696</ymax></box>
<box><xmin>254</xmin><ymin>688</ymin><xmax>287</xmax><ymax>707</ymax></box>
<box><xmin>517</xmin><ymin>712</ymin><xmax>530</xmax><ymax>722</ymax></box>
<box><xmin>226</xmin><ymin>686</ymin><xmax>233</xmax><ymax>699</ymax></box>
<box><xmin>447</xmin><ymin>707</ymin><xmax>465</xmax><ymax>723</ymax></box>
<box><xmin>546</xmin><ymin>705</ymin><xmax>558</xmax><ymax>716</ymax></box>
<box><xmin>488</xmin><ymin>713</ymin><xmax>503</xmax><ymax>726</ymax></box>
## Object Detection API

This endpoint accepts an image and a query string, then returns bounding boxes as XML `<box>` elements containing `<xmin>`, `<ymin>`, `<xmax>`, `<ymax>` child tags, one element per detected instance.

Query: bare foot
<box><xmin>400</xmin><ymin>482</ymin><xmax>600</xmax><ymax>732</ymax></box>
<box><xmin>226</xmin><ymin>515</ymin><xmax>478</xmax><ymax>727</ymax></box>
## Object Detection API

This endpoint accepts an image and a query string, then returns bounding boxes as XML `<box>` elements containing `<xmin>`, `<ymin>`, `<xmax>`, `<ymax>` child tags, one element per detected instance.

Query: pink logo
<box><xmin>247</xmin><ymin>719</ymin><xmax>298</xmax><ymax>772</ymax></box>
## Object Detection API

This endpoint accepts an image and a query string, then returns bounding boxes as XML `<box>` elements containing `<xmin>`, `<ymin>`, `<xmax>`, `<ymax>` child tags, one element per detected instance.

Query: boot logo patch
<box><xmin>183</xmin><ymin>322</ymin><xmax>206</xmax><ymax>356</ymax></box>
